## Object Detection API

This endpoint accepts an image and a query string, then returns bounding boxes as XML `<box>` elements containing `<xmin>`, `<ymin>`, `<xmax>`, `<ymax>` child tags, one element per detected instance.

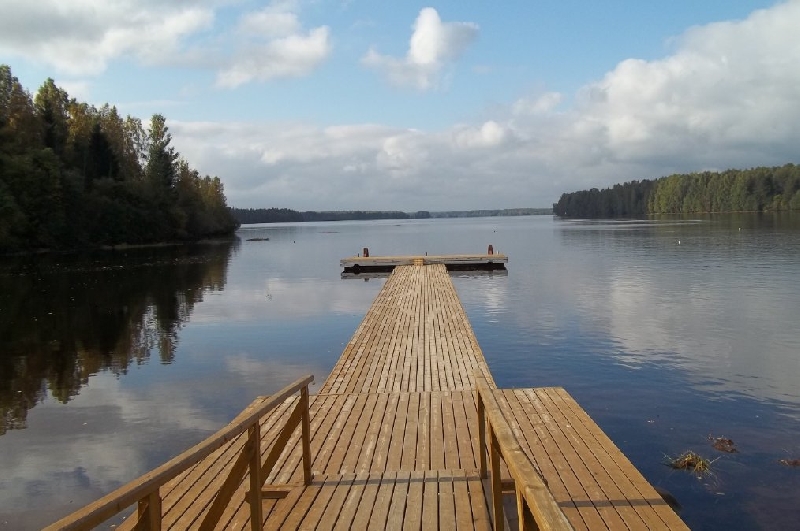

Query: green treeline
<box><xmin>231</xmin><ymin>208</ymin><xmax>416</xmax><ymax>224</ymax></box>
<box><xmin>303</xmin><ymin>210</ymin><xmax>412</xmax><ymax>222</ymax></box>
<box><xmin>0</xmin><ymin>65</ymin><xmax>238</xmax><ymax>252</ymax></box>
<box><xmin>553</xmin><ymin>164</ymin><xmax>800</xmax><ymax>218</ymax></box>
<box><xmin>430</xmin><ymin>208</ymin><xmax>550</xmax><ymax>218</ymax></box>
<box><xmin>232</xmin><ymin>208</ymin><xmax>305</xmax><ymax>224</ymax></box>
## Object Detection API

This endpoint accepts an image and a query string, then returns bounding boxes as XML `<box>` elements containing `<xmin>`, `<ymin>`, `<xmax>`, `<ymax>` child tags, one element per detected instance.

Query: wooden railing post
<box><xmin>248</xmin><ymin>423</ymin><xmax>263</xmax><ymax>531</ymax></box>
<box><xmin>300</xmin><ymin>384</ymin><xmax>312</xmax><ymax>485</ymax></box>
<box><xmin>517</xmin><ymin>488</ymin><xmax>536</xmax><ymax>531</ymax></box>
<box><xmin>490</xmin><ymin>427</ymin><xmax>504</xmax><ymax>531</ymax></box>
<box><xmin>477</xmin><ymin>389</ymin><xmax>487</xmax><ymax>479</ymax></box>
<box><xmin>136</xmin><ymin>489</ymin><xmax>161</xmax><ymax>530</ymax></box>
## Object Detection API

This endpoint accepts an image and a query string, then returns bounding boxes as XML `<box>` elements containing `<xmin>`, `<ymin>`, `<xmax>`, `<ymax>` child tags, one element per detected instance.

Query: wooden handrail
<box><xmin>45</xmin><ymin>374</ymin><xmax>314</xmax><ymax>531</ymax></box>
<box><xmin>476</xmin><ymin>376</ymin><xmax>574</xmax><ymax>531</ymax></box>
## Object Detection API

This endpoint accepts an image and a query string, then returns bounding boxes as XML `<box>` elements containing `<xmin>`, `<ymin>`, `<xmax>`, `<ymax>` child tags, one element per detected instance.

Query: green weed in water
<box><xmin>666</xmin><ymin>451</ymin><xmax>717</xmax><ymax>475</ymax></box>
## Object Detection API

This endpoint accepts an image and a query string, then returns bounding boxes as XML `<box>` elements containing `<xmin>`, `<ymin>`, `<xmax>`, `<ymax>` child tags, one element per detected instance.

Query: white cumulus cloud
<box><xmin>453</xmin><ymin>121</ymin><xmax>509</xmax><ymax>149</ymax></box>
<box><xmin>0</xmin><ymin>0</ymin><xmax>332</xmax><ymax>87</ymax></box>
<box><xmin>216</xmin><ymin>26</ymin><xmax>331</xmax><ymax>88</ymax></box>
<box><xmin>171</xmin><ymin>1</ymin><xmax>800</xmax><ymax>210</ymax></box>
<box><xmin>215</xmin><ymin>0</ymin><xmax>332</xmax><ymax>88</ymax></box>
<box><xmin>0</xmin><ymin>1</ymin><xmax>214</xmax><ymax>76</ymax></box>
<box><xmin>362</xmin><ymin>7</ymin><xmax>479</xmax><ymax>90</ymax></box>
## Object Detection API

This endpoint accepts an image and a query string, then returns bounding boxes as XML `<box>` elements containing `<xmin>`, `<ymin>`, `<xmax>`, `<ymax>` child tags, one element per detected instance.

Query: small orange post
<box><xmin>363</xmin><ymin>247</ymin><xmax>369</xmax><ymax>257</ymax></box>
<box><xmin>488</xmin><ymin>245</ymin><xmax>494</xmax><ymax>255</ymax></box>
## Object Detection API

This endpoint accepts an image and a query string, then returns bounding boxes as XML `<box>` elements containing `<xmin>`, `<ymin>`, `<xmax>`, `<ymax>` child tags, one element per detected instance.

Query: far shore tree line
<box><xmin>230</xmin><ymin>207</ymin><xmax>550</xmax><ymax>224</ymax></box>
<box><xmin>553</xmin><ymin>164</ymin><xmax>800</xmax><ymax>218</ymax></box>
<box><xmin>0</xmin><ymin>65</ymin><xmax>238</xmax><ymax>252</ymax></box>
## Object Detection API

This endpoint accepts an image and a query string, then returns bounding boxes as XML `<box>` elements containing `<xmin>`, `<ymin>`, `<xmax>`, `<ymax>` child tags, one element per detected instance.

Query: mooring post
<box><xmin>363</xmin><ymin>247</ymin><xmax>369</xmax><ymax>257</ymax></box>
<box><xmin>488</xmin><ymin>245</ymin><xmax>494</xmax><ymax>255</ymax></box>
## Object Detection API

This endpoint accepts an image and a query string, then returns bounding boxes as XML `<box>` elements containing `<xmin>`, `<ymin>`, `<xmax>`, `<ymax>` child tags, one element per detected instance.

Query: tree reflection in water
<box><xmin>0</xmin><ymin>240</ymin><xmax>239</xmax><ymax>435</ymax></box>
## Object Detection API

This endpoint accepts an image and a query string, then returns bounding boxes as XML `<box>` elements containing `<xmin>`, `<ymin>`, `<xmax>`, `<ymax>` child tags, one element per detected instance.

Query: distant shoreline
<box><xmin>231</xmin><ymin>207</ymin><xmax>552</xmax><ymax>225</ymax></box>
<box><xmin>0</xmin><ymin>237</ymin><xmax>239</xmax><ymax>258</ymax></box>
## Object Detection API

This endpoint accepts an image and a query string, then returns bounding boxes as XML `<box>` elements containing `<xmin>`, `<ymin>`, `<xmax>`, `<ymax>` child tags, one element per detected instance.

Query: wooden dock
<box><xmin>47</xmin><ymin>263</ymin><xmax>689</xmax><ymax>531</ymax></box>
<box><xmin>340</xmin><ymin>253</ymin><xmax>508</xmax><ymax>273</ymax></box>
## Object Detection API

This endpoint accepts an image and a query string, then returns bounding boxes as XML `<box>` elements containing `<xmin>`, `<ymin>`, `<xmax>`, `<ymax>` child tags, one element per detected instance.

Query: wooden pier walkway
<box><xmin>47</xmin><ymin>264</ymin><xmax>689</xmax><ymax>531</ymax></box>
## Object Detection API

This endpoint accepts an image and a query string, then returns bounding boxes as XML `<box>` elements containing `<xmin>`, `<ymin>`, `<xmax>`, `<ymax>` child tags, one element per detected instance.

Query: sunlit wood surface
<box><xmin>116</xmin><ymin>264</ymin><xmax>687</xmax><ymax>530</ymax></box>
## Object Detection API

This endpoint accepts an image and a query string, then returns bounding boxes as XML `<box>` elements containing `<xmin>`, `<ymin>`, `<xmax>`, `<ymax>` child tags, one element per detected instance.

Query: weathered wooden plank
<box><xmin>331</xmin><ymin>471</ymin><xmax>369</xmax><ymax>531</ymax></box>
<box><xmin>520</xmin><ymin>389</ymin><xmax>639</xmax><ymax>530</ymax></box>
<box><xmin>421</xmin><ymin>469</ymin><xmax>439</xmax><ymax>528</ymax></box>
<box><xmin>403</xmin><ymin>469</ymin><xmax>425</xmax><ymax>531</ymax></box>
<box><xmin>364</xmin><ymin>393</ymin><xmax>400</xmax><ymax>473</ymax></box>
<box><xmin>540</xmin><ymin>388</ymin><xmax>687</xmax><ymax>529</ymax></box>
<box><xmin>438</xmin><ymin>469</ymin><xmax>456</xmax><ymax>528</ymax></box>
<box><xmin>347</xmin><ymin>472</ymin><xmax>384</xmax><ymax>529</ymax></box>
<box><xmin>499</xmin><ymin>388</ymin><xmax>598</xmax><ymax>531</ymax></box>
<box><xmin>401</xmin><ymin>392</ymin><xmax>420</xmax><ymax>470</ymax></box>
<box><xmin>429</xmin><ymin>391</ymin><xmax>446</xmax><ymax>471</ymax></box>
<box><xmin>368</xmin><ymin>471</ymin><xmax>397</xmax><ymax>528</ymax></box>
<box><xmin>465</xmin><ymin>468</ymin><xmax>492</xmax><ymax>531</ymax></box>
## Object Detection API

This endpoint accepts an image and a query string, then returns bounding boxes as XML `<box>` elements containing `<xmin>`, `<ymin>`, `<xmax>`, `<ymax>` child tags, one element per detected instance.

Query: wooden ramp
<box><xmin>47</xmin><ymin>263</ymin><xmax>689</xmax><ymax>530</ymax></box>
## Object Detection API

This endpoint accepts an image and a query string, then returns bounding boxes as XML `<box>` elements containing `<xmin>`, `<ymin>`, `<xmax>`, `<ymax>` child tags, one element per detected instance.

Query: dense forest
<box><xmin>553</xmin><ymin>165</ymin><xmax>800</xmax><ymax>218</ymax></box>
<box><xmin>429</xmin><ymin>208</ymin><xmax>550</xmax><ymax>218</ymax></box>
<box><xmin>231</xmin><ymin>207</ymin><xmax>548</xmax><ymax>224</ymax></box>
<box><xmin>0</xmin><ymin>65</ymin><xmax>238</xmax><ymax>252</ymax></box>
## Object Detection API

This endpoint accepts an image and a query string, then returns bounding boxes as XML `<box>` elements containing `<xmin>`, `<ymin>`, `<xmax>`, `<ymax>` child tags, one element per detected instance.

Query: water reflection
<box><xmin>0</xmin><ymin>241</ymin><xmax>238</xmax><ymax>435</ymax></box>
<box><xmin>553</xmin><ymin>214</ymin><xmax>800</xmax><ymax>410</ymax></box>
<box><xmin>2</xmin><ymin>215</ymin><xmax>799</xmax><ymax>530</ymax></box>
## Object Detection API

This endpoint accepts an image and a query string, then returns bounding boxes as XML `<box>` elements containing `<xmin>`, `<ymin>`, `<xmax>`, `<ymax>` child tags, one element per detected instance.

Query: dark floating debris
<box><xmin>246</xmin><ymin>237</ymin><xmax>270</xmax><ymax>241</ymax></box>
<box><xmin>666</xmin><ymin>451</ymin><xmax>716</xmax><ymax>474</ymax></box>
<box><xmin>708</xmin><ymin>435</ymin><xmax>738</xmax><ymax>453</ymax></box>
<box><xmin>779</xmin><ymin>458</ymin><xmax>800</xmax><ymax>467</ymax></box>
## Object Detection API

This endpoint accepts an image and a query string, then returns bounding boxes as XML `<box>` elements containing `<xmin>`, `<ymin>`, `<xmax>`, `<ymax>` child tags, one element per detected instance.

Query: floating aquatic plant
<box><xmin>708</xmin><ymin>435</ymin><xmax>738</xmax><ymax>453</ymax></box>
<box><xmin>666</xmin><ymin>451</ymin><xmax>717</xmax><ymax>475</ymax></box>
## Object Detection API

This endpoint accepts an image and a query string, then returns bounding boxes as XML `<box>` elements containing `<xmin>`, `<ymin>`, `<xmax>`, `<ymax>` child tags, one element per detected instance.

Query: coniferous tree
<box><xmin>0</xmin><ymin>65</ymin><xmax>238</xmax><ymax>252</ymax></box>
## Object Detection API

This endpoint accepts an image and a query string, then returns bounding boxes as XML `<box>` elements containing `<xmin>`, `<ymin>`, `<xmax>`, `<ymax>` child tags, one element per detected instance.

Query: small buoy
<box><xmin>678</xmin><ymin>240</ymin><xmax>681</xmax><ymax>245</ymax></box>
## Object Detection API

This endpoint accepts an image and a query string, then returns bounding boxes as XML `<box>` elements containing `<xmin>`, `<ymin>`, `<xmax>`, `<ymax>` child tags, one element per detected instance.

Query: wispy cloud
<box><xmin>215</xmin><ymin>1</ymin><xmax>332</xmax><ymax>88</ymax></box>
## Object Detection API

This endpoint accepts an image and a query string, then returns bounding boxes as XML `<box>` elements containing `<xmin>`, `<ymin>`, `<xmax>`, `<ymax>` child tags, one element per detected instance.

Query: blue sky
<box><xmin>1</xmin><ymin>0</ymin><xmax>797</xmax><ymax>210</ymax></box>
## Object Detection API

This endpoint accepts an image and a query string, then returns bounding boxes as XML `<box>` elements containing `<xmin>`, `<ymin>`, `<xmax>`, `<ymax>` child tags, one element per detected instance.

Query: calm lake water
<box><xmin>1</xmin><ymin>214</ymin><xmax>799</xmax><ymax>530</ymax></box>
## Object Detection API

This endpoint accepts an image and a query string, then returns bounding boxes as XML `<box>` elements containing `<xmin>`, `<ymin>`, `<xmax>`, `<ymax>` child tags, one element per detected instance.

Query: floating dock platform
<box><xmin>340</xmin><ymin>252</ymin><xmax>508</xmax><ymax>273</ymax></box>
<box><xmin>47</xmin><ymin>260</ymin><xmax>688</xmax><ymax>531</ymax></box>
